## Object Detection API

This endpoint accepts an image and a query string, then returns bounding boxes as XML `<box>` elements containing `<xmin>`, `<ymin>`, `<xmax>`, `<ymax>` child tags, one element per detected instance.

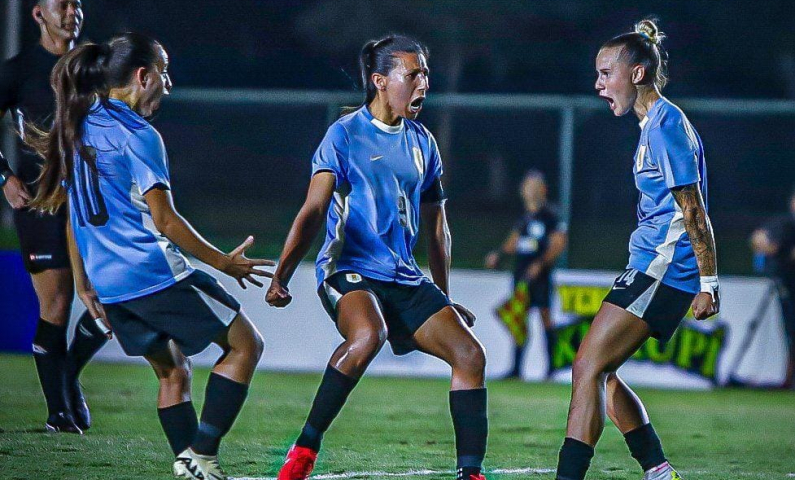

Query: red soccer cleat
<box><xmin>469</xmin><ymin>475</ymin><xmax>487</xmax><ymax>480</ymax></box>
<box><xmin>277</xmin><ymin>445</ymin><xmax>318</xmax><ymax>480</ymax></box>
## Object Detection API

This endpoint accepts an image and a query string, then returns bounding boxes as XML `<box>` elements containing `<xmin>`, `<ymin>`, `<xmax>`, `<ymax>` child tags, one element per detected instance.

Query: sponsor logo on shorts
<box><xmin>29</xmin><ymin>253</ymin><xmax>53</xmax><ymax>262</ymax></box>
<box><xmin>32</xmin><ymin>344</ymin><xmax>48</xmax><ymax>355</ymax></box>
<box><xmin>613</xmin><ymin>269</ymin><xmax>638</xmax><ymax>290</ymax></box>
<box><xmin>346</xmin><ymin>273</ymin><xmax>362</xmax><ymax>283</ymax></box>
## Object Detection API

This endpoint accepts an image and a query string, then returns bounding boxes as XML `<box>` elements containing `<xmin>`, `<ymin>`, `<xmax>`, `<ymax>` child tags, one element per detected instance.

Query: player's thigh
<box><xmin>212</xmin><ymin>311</ymin><xmax>263</xmax><ymax>355</ymax></box>
<box><xmin>145</xmin><ymin>339</ymin><xmax>191</xmax><ymax>381</ymax></box>
<box><xmin>413</xmin><ymin>305</ymin><xmax>485</xmax><ymax>369</ymax></box>
<box><xmin>336</xmin><ymin>290</ymin><xmax>388</xmax><ymax>345</ymax></box>
<box><xmin>575</xmin><ymin>302</ymin><xmax>651</xmax><ymax>375</ymax></box>
<box><xmin>30</xmin><ymin>267</ymin><xmax>74</xmax><ymax>319</ymax></box>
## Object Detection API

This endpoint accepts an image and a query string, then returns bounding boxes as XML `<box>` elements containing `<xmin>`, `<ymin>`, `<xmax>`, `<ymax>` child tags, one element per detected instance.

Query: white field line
<box><xmin>238</xmin><ymin>469</ymin><xmax>793</xmax><ymax>480</ymax></box>
<box><xmin>236</xmin><ymin>467</ymin><xmax>554</xmax><ymax>480</ymax></box>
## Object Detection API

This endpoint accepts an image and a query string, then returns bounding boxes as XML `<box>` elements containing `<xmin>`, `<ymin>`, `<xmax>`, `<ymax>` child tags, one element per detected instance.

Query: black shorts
<box><xmin>318</xmin><ymin>271</ymin><xmax>452</xmax><ymax>355</ymax></box>
<box><xmin>102</xmin><ymin>270</ymin><xmax>241</xmax><ymax>357</ymax></box>
<box><xmin>603</xmin><ymin>268</ymin><xmax>694</xmax><ymax>342</ymax></box>
<box><xmin>514</xmin><ymin>274</ymin><xmax>553</xmax><ymax>309</ymax></box>
<box><xmin>12</xmin><ymin>205</ymin><xmax>70</xmax><ymax>273</ymax></box>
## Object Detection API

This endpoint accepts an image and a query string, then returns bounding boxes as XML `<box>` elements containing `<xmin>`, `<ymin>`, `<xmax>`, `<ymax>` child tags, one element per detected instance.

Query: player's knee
<box><xmin>571</xmin><ymin>352</ymin><xmax>605</xmax><ymax>384</ymax></box>
<box><xmin>39</xmin><ymin>292</ymin><xmax>72</xmax><ymax>325</ymax></box>
<box><xmin>453</xmin><ymin>339</ymin><xmax>487</xmax><ymax>376</ymax></box>
<box><xmin>349</xmin><ymin>327</ymin><xmax>387</xmax><ymax>360</ymax></box>
<box><xmin>251</xmin><ymin>330</ymin><xmax>265</xmax><ymax>362</ymax></box>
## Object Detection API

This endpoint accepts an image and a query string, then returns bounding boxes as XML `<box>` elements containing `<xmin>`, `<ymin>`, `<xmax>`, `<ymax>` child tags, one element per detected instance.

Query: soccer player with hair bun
<box><xmin>555</xmin><ymin>19</ymin><xmax>718</xmax><ymax>480</ymax></box>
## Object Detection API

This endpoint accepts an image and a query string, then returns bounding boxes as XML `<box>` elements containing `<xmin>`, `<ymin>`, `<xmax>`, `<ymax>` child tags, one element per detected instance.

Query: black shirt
<box><xmin>511</xmin><ymin>205</ymin><xmax>566</xmax><ymax>282</ymax></box>
<box><xmin>763</xmin><ymin>214</ymin><xmax>795</xmax><ymax>288</ymax></box>
<box><xmin>0</xmin><ymin>44</ymin><xmax>60</xmax><ymax>185</ymax></box>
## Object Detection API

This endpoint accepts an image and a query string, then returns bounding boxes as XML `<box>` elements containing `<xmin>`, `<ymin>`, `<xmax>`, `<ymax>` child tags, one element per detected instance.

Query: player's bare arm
<box><xmin>671</xmin><ymin>183</ymin><xmax>719</xmax><ymax>319</ymax></box>
<box><xmin>266</xmin><ymin>172</ymin><xmax>335</xmax><ymax>307</ymax></box>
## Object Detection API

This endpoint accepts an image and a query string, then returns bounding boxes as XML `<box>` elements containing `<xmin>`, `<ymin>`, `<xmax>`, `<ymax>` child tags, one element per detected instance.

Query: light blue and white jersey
<box><xmin>69</xmin><ymin>99</ymin><xmax>192</xmax><ymax>304</ymax></box>
<box><xmin>628</xmin><ymin>97</ymin><xmax>707</xmax><ymax>294</ymax></box>
<box><xmin>313</xmin><ymin>106</ymin><xmax>443</xmax><ymax>287</ymax></box>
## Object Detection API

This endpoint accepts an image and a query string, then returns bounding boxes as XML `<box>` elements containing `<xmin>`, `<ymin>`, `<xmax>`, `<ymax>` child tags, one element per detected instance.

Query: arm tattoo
<box><xmin>671</xmin><ymin>183</ymin><xmax>717</xmax><ymax>276</ymax></box>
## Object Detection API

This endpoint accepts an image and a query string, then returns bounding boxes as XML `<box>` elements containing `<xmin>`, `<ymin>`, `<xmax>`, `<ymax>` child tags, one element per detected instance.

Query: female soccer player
<box><xmin>27</xmin><ymin>33</ymin><xmax>272</xmax><ymax>480</ymax></box>
<box><xmin>485</xmin><ymin>170</ymin><xmax>566</xmax><ymax>379</ymax></box>
<box><xmin>0</xmin><ymin>0</ymin><xmax>107</xmax><ymax>434</ymax></box>
<box><xmin>266</xmin><ymin>35</ymin><xmax>488</xmax><ymax>480</ymax></box>
<box><xmin>555</xmin><ymin>20</ymin><xmax>719</xmax><ymax>480</ymax></box>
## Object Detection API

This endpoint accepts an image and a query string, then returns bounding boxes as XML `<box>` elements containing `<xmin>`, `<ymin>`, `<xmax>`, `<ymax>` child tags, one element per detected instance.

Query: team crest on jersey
<box><xmin>346</xmin><ymin>273</ymin><xmax>362</xmax><ymax>283</ymax></box>
<box><xmin>412</xmin><ymin>147</ymin><xmax>424</xmax><ymax>175</ymax></box>
<box><xmin>635</xmin><ymin>144</ymin><xmax>647</xmax><ymax>170</ymax></box>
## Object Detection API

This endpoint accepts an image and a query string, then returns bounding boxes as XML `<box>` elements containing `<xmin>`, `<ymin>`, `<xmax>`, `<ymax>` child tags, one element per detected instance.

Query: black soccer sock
<box><xmin>158</xmin><ymin>401</ymin><xmax>199</xmax><ymax>456</ymax></box>
<box><xmin>67</xmin><ymin>312</ymin><xmax>108</xmax><ymax>379</ymax></box>
<box><xmin>624</xmin><ymin>423</ymin><xmax>667</xmax><ymax>471</ymax></box>
<box><xmin>511</xmin><ymin>344</ymin><xmax>525</xmax><ymax>377</ymax></box>
<box><xmin>191</xmin><ymin>373</ymin><xmax>249</xmax><ymax>456</ymax></box>
<box><xmin>32</xmin><ymin>318</ymin><xmax>68</xmax><ymax>416</ymax></box>
<box><xmin>449</xmin><ymin>388</ymin><xmax>488</xmax><ymax>474</ymax></box>
<box><xmin>556</xmin><ymin>437</ymin><xmax>594</xmax><ymax>480</ymax></box>
<box><xmin>296</xmin><ymin>365</ymin><xmax>359</xmax><ymax>451</ymax></box>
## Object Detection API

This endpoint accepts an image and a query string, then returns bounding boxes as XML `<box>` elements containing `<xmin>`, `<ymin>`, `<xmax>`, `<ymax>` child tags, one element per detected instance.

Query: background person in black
<box><xmin>0</xmin><ymin>0</ymin><xmax>107</xmax><ymax>433</ymax></box>
<box><xmin>750</xmin><ymin>188</ymin><xmax>795</xmax><ymax>389</ymax></box>
<box><xmin>485</xmin><ymin>170</ymin><xmax>567</xmax><ymax>378</ymax></box>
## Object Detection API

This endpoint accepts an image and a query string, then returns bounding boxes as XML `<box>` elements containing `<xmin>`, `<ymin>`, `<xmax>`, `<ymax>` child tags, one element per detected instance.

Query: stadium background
<box><xmin>2</xmin><ymin>2</ymin><xmax>795</xmax><ymax>479</ymax></box>
<box><xmin>3</xmin><ymin>0</ymin><xmax>795</xmax><ymax>272</ymax></box>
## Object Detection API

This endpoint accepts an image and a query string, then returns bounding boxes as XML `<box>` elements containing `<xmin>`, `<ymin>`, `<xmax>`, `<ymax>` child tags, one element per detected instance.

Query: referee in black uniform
<box><xmin>0</xmin><ymin>0</ymin><xmax>107</xmax><ymax>433</ymax></box>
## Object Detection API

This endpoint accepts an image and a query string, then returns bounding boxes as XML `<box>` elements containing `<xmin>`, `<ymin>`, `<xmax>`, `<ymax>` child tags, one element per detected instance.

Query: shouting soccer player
<box><xmin>267</xmin><ymin>35</ymin><xmax>489</xmax><ymax>480</ymax></box>
<box><xmin>555</xmin><ymin>19</ymin><xmax>719</xmax><ymax>480</ymax></box>
<box><xmin>0</xmin><ymin>0</ymin><xmax>108</xmax><ymax>434</ymax></box>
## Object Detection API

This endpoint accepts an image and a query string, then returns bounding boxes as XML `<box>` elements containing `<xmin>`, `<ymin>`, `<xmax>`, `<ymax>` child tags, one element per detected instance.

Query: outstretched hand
<box><xmin>222</xmin><ymin>236</ymin><xmax>275</xmax><ymax>289</ymax></box>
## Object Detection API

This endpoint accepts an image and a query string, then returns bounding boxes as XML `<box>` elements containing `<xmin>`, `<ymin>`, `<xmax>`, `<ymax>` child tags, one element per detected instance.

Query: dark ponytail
<box><xmin>602</xmin><ymin>18</ymin><xmax>669</xmax><ymax>90</ymax></box>
<box><xmin>343</xmin><ymin>34</ymin><xmax>428</xmax><ymax>115</ymax></box>
<box><xmin>27</xmin><ymin>33</ymin><xmax>162</xmax><ymax>213</ymax></box>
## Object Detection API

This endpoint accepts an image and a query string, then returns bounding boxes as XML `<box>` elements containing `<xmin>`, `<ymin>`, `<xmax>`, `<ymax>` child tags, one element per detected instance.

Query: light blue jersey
<box><xmin>629</xmin><ymin>97</ymin><xmax>707</xmax><ymax>294</ymax></box>
<box><xmin>313</xmin><ymin>106</ymin><xmax>443</xmax><ymax>287</ymax></box>
<box><xmin>69</xmin><ymin>99</ymin><xmax>192</xmax><ymax>303</ymax></box>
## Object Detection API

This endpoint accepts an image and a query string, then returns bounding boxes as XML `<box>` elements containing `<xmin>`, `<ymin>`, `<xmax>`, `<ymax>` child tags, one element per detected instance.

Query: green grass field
<box><xmin>0</xmin><ymin>354</ymin><xmax>794</xmax><ymax>480</ymax></box>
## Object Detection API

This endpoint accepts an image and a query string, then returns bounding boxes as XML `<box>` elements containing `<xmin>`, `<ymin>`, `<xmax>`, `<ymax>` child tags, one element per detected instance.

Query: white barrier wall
<box><xmin>73</xmin><ymin>264</ymin><xmax>788</xmax><ymax>389</ymax></box>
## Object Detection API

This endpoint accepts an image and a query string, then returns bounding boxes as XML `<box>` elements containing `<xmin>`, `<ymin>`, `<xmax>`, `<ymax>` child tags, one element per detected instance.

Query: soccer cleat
<box><xmin>456</xmin><ymin>467</ymin><xmax>486</xmax><ymax>480</ymax></box>
<box><xmin>173</xmin><ymin>450</ymin><xmax>196</xmax><ymax>478</ymax></box>
<box><xmin>186</xmin><ymin>449</ymin><xmax>229</xmax><ymax>480</ymax></box>
<box><xmin>643</xmin><ymin>462</ymin><xmax>683</xmax><ymax>480</ymax></box>
<box><xmin>45</xmin><ymin>411</ymin><xmax>83</xmax><ymax>434</ymax></box>
<box><xmin>469</xmin><ymin>475</ymin><xmax>487</xmax><ymax>480</ymax></box>
<box><xmin>277</xmin><ymin>445</ymin><xmax>318</xmax><ymax>480</ymax></box>
<box><xmin>69</xmin><ymin>378</ymin><xmax>91</xmax><ymax>431</ymax></box>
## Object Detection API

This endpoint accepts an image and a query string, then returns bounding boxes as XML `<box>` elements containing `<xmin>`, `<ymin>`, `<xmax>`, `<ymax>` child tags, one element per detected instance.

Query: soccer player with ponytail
<box><xmin>554</xmin><ymin>19</ymin><xmax>718</xmax><ymax>480</ymax></box>
<box><xmin>268</xmin><ymin>35</ymin><xmax>488</xmax><ymax>480</ymax></box>
<box><xmin>27</xmin><ymin>33</ymin><xmax>273</xmax><ymax>480</ymax></box>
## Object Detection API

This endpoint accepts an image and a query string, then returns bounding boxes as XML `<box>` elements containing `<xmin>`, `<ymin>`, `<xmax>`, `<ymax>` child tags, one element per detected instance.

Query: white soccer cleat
<box><xmin>173</xmin><ymin>450</ymin><xmax>200</xmax><ymax>479</ymax></box>
<box><xmin>643</xmin><ymin>462</ymin><xmax>683</xmax><ymax>480</ymax></box>
<box><xmin>187</xmin><ymin>449</ymin><xmax>229</xmax><ymax>480</ymax></box>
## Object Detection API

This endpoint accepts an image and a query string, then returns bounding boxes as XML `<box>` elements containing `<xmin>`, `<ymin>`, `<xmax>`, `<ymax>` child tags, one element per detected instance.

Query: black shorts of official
<box><xmin>102</xmin><ymin>270</ymin><xmax>241</xmax><ymax>357</ymax></box>
<box><xmin>603</xmin><ymin>268</ymin><xmax>695</xmax><ymax>342</ymax></box>
<box><xmin>514</xmin><ymin>273</ymin><xmax>553</xmax><ymax>309</ymax></box>
<box><xmin>12</xmin><ymin>205</ymin><xmax>70</xmax><ymax>273</ymax></box>
<box><xmin>318</xmin><ymin>271</ymin><xmax>453</xmax><ymax>356</ymax></box>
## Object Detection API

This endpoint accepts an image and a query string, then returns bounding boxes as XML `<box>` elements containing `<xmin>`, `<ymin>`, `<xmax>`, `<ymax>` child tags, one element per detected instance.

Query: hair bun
<box><xmin>634</xmin><ymin>19</ymin><xmax>664</xmax><ymax>45</ymax></box>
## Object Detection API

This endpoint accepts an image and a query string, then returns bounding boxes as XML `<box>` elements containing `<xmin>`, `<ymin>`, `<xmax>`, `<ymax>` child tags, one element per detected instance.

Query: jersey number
<box><xmin>73</xmin><ymin>155</ymin><xmax>109</xmax><ymax>227</ymax></box>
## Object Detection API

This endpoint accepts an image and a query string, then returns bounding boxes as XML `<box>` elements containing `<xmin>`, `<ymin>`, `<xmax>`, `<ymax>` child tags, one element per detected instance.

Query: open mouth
<box><xmin>409</xmin><ymin>96</ymin><xmax>425</xmax><ymax>114</ymax></box>
<box><xmin>599</xmin><ymin>95</ymin><xmax>615</xmax><ymax>110</ymax></box>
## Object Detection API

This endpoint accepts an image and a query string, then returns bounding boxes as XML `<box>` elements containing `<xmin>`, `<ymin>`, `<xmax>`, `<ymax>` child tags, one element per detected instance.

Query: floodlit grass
<box><xmin>1</xmin><ymin>354</ymin><xmax>793</xmax><ymax>479</ymax></box>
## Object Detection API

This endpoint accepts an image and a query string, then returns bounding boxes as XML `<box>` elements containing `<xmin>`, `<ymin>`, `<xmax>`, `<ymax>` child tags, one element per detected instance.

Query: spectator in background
<box><xmin>750</xmin><ymin>188</ymin><xmax>795</xmax><ymax>389</ymax></box>
<box><xmin>485</xmin><ymin>170</ymin><xmax>567</xmax><ymax>379</ymax></box>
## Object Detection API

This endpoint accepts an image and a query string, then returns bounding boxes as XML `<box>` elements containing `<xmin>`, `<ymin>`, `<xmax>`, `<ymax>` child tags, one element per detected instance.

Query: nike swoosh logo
<box><xmin>370</xmin><ymin>155</ymin><xmax>384</xmax><ymax>161</ymax></box>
